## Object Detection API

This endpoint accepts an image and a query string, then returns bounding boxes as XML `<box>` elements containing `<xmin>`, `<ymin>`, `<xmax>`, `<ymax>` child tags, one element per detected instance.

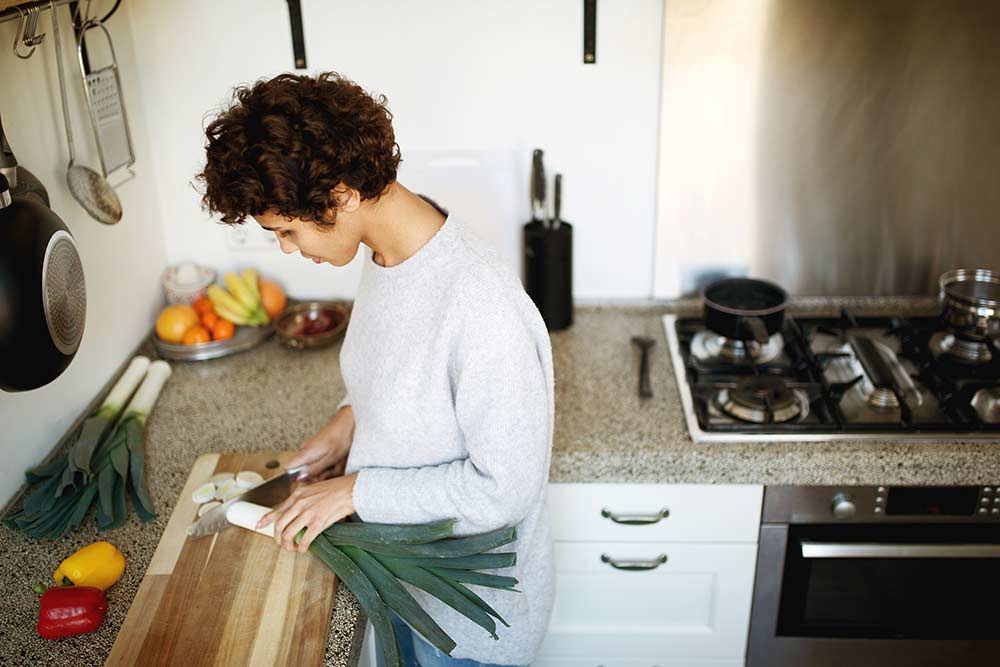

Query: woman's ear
<box><xmin>330</xmin><ymin>184</ymin><xmax>361</xmax><ymax>213</ymax></box>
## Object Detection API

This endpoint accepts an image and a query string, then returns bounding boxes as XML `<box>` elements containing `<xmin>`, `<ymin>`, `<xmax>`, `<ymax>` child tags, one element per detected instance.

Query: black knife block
<box><xmin>523</xmin><ymin>220</ymin><xmax>573</xmax><ymax>331</ymax></box>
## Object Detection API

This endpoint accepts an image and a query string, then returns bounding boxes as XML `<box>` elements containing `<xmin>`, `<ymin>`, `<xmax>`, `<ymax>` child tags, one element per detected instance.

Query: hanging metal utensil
<box><xmin>12</xmin><ymin>5</ymin><xmax>46</xmax><ymax>59</ymax></box>
<box><xmin>50</xmin><ymin>1</ymin><xmax>122</xmax><ymax>224</ymax></box>
<box><xmin>77</xmin><ymin>17</ymin><xmax>135</xmax><ymax>186</ymax></box>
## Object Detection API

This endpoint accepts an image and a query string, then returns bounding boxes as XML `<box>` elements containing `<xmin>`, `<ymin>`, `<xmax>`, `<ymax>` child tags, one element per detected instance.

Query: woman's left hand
<box><xmin>256</xmin><ymin>473</ymin><xmax>358</xmax><ymax>553</ymax></box>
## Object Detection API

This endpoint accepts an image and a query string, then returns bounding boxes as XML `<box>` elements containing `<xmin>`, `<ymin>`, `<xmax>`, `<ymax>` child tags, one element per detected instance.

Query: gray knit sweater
<box><xmin>337</xmin><ymin>213</ymin><xmax>555</xmax><ymax>664</ymax></box>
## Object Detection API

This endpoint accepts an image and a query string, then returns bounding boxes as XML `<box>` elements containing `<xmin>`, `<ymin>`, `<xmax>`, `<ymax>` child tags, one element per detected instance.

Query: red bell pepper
<box><xmin>37</xmin><ymin>586</ymin><xmax>108</xmax><ymax>640</ymax></box>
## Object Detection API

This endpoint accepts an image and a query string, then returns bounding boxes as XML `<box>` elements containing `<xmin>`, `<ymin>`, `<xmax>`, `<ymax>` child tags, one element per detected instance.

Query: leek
<box><xmin>65</xmin><ymin>356</ymin><xmax>150</xmax><ymax>486</ymax></box>
<box><xmin>5</xmin><ymin>360</ymin><xmax>172</xmax><ymax>539</ymax></box>
<box><xmin>223</xmin><ymin>501</ymin><xmax>520</xmax><ymax>666</ymax></box>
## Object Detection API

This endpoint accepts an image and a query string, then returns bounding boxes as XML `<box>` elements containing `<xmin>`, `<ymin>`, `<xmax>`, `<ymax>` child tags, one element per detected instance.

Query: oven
<box><xmin>748</xmin><ymin>485</ymin><xmax>1000</xmax><ymax>666</ymax></box>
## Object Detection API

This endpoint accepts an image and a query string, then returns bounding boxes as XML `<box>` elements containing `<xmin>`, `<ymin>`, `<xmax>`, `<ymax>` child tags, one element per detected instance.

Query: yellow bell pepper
<box><xmin>53</xmin><ymin>541</ymin><xmax>125</xmax><ymax>591</ymax></box>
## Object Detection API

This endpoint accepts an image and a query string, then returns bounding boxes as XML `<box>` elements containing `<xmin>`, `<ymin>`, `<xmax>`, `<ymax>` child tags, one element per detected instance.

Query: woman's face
<box><xmin>253</xmin><ymin>209</ymin><xmax>361</xmax><ymax>267</ymax></box>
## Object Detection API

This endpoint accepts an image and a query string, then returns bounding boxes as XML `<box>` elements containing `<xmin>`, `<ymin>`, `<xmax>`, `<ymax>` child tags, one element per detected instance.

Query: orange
<box><xmin>211</xmin><ymin>319</ymin><xmax>235</xmax><ymax>341</ymax></box>
<box><xmin>193</xmin><ymin>295</ymin><xmax>214</xmax><ymax>315</ymax></box>
<box><xmin>182</xmin><ymin>325</ymin><xmax>211</xmax><ymax>345</ymax></box>
<box><xmin>201</xmin><ymin>311</ymin><xmax>219</xmax><ymax>330</ymax></box>
<box><xmin>156</xmin><ymin>304</ymin><xmax>200</xmax><ymax>344</ymax></box>
<box><xmin>259</xmin><ymin>278</ymin><xmax>287</xmax><ymax>319</ymax></box>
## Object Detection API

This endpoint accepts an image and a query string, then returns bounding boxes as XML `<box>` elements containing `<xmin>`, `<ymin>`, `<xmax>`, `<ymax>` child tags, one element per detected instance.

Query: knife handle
<box><xmin>553</xmin><ymin>173</ymin><xmax>562</xmax><ymax>229</ymax></box>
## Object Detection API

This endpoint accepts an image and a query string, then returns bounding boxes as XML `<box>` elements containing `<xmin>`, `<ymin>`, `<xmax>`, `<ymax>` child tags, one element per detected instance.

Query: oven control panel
<box><xmin>974</xmin><ymin>486</ymin><xmax>1000</xmax><ymax>516</ymax></box>
<box><xmin>764</xmin><ymin>485</ymin><xmax>1000</xmax><ymax>523</ymax></box>
<box><xmin>872</xmin><ymin>485</ymin><xmax>1000</xmax><ymax>519</ymax></box>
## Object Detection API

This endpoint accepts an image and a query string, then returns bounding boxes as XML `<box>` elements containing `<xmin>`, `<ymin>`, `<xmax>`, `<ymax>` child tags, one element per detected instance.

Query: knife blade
<box><xmin>532</xmin><ymin>148</ymin><xmax>547</xmax><ymax>229</ymax></box>
<box><xmin>186</xmin><ymin>464</ymin><xmax>306</xmax><ymax>539</ymax></box>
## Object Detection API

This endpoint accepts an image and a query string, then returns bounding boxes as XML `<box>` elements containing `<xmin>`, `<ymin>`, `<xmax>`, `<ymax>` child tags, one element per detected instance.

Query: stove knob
<box><xmin>831</xmin><ymin>493</ymin><xmax>857</xmax><ymax>519</ymax></box>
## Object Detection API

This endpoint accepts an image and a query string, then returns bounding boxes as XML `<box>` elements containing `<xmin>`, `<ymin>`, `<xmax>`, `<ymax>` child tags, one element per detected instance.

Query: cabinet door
<box><xmin>548</xmin><ymin>484</ymin><xmax>763</xmax><ymax>544</ymax></box>
<box><xmin>533</xmin><ymin>659</ymin><xmax>744</xmax><ymax>667</ymax></box>
<box><xmin>537</xmin><ymin>541</ymin><xmax>757</xmax><ymax>662</ymax></box>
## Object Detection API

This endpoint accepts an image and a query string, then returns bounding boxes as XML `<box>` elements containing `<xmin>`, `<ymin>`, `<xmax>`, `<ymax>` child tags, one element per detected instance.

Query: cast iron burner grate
<box><xmin>716</xmin><ymin>376</ymin><xmax>806</xmax><ymax>424</ymax></box>
<box><xmin>673</xmin><ymin>310</ymin><xmax>1000</xmax><ymax>436</ymax></box>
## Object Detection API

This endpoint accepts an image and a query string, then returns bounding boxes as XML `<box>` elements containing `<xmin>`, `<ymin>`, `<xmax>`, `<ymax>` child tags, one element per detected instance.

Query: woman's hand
<box><xmin>256</xmin><ymin>473</ymin><xmax>358</xmax><ymax>552</ymax></box>
<box><xmin>287</xmin><ymin>406</ymin><xmax>354</xmax><ymax>482</ymax></box>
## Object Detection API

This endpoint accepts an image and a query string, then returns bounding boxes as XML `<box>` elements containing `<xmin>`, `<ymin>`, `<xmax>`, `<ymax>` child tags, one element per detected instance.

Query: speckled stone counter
<box><xmin>550</xmin><ymin>297</ymin><xmax>1000</xmax><ymax>485</ymax></box>
<box><xmin>3</xmin><ymin>298</ymin><xmax>999</xmax><ymax>666</ymax></box>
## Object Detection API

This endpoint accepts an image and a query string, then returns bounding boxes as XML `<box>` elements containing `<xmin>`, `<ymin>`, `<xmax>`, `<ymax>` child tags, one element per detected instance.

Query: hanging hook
<box><xmin>13</xmin><ymin>6</ymin><xmax>46</xmax><ymax>60</ymax></box>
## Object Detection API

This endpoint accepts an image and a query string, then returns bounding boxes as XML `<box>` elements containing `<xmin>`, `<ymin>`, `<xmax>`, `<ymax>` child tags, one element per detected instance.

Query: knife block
<box><xmin>523</xmin><ymin>220</ymin><xmax>573</xmax><ymax>331</ymax></box>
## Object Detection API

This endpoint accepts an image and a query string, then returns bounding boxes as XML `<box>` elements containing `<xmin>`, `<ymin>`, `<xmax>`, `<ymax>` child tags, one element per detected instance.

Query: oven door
<box><xmin>748</xmin><ymin>522</ymin><xmax>1000</xmax><ymax>667</ymax></box>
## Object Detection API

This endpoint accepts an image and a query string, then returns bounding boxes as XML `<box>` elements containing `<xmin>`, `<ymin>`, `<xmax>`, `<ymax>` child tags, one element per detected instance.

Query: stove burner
<box><xmin>972</xmin><ymin>387</ymin><xmax>1000</xmax><ymax>424</ymax></box>
<box><xmin>930</xmin><ymin>332</ymin><xmax>994</xmax><ymax>364</ymax></box>
<box><xmin>860</xmin><ymin>384</ymin><xmax>900</xmax><ymax>409</ymax></box>
<box><xmin>691</xmin><ymin>331</ymin><xmax>784</xmax><ymax>366</ymax></box>
<box><xmin>715</xmin><ymin>376</ymin><xmax>807</xmax><ymax>423</ymax></box>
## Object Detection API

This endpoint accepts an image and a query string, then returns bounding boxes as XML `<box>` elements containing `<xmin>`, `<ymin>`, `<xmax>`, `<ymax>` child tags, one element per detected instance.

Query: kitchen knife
<box><xmin>532</xmin><ymin>148</ymin><xmax>548</xmax><ymax>230</ymax></box>
<box><xmin>553</xmin><ymin>173</ymin><xmax>562</xmax><ymax>230</ymax></box>
<box><xmin>186</xmin><ymin>464</ymin><xmax>306</xmax><ymax>539</ymax></box>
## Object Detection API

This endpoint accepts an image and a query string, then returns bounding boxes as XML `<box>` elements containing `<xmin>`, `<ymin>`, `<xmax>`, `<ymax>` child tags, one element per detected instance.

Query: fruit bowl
<box><xmin>275</xmin><ymin>302</ymin><xmax>349</xmax><ymax>350</ymax></box>
<box><xmin>152</xmin><ymin>268</ymin><xmax>286</xmax><ymax>361</ymax></box>
<box><xmin>152</xmin><ymin>323</ymin><xmax>275</xmax><ymax>361</ymax></box>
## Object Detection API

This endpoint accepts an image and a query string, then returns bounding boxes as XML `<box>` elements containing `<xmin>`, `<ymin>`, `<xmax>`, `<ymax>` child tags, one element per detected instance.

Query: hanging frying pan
<box><xmin>0</xmin><ymin>114</ymin><xmax>87</xmax><ymax>392</ymax></box>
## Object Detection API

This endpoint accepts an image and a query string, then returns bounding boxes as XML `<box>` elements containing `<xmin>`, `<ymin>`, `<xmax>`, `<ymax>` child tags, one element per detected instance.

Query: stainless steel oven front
<box><xmin>748</xmin><ymin>485</ymin><xmax>1000</xmax><ymax>667</ymax></box>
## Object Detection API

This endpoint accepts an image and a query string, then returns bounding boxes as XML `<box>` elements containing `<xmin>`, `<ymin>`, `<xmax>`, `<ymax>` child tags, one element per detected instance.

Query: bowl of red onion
<box><xmin>275</xmin><ymin>301</ymin><xmax>349</xmax><ymax>350</ymax></box>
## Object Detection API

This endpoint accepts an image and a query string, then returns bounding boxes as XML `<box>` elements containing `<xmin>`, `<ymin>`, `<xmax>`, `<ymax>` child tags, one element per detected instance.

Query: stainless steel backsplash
<box><xmin>657</xmin><ymin>0</ymin><xmax>1000</xmax><ymax>297</ymax></box>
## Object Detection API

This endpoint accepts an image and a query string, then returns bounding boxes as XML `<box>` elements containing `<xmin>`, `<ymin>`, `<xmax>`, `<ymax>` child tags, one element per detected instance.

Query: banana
<box><xmin>208</xmin><ymin>284</ymin><xmax>251</xmax><ymax>318</ymax></box>
<box><xmin>224</xmin><ymin>273</ymin><xmax>258</xmax><ymax>313</ymax></box>
<box><xmin>241</xmin><ymin>268</ymin><xmax>261</xmax><ymax>302</ymax></box>
<box><xmin>213</xmin><ymin>301</ymin><xmax>252</xmax><ymax>326</ymax></box>
<box><xmin>240</xmin><ymin>269</ymin><xmax>268</xmax><ymax>325</ymax></box>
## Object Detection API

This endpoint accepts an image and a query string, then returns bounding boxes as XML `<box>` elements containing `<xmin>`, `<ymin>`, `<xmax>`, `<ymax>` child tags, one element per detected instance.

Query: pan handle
<box><xmin>739</xmin><ymin>316</ymin><xmax>770</xmax><ymax>345</ymax></box>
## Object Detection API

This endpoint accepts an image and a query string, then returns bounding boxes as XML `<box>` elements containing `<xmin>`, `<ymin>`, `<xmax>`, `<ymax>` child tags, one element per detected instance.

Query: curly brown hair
<box><xmin>196</xmin><ymin>71</ymin><xmax>401</xmax><ymax>226</ymax></box>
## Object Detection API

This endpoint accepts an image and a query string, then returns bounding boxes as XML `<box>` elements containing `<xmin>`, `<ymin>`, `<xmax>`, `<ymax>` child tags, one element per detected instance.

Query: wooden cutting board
<box><xmin>106</xmin><ymin>451</ymin><xmax>338</xmax><ymax>666</ymax></box>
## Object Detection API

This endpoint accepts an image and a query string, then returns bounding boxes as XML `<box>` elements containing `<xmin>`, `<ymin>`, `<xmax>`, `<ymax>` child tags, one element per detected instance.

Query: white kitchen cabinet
<box><xmin>360</xmin><ymin>484</ymin><xmax>762</xmax><ymax>667</ymax></box>
<box><xmin>548</xmin><ymin>483</ymin><xmax>763</xmax><ymax>543</ymax></box>
<box><xmin>535</xmin><ymin>541</ymin><xmax>758</xmax><ymax>662</ymax></box>
<box><xmin>358</xmin><ymin>621</ymin><xmax>378</xmax><ymax>667</ymax></box>
<box><xmin>538</xmin><ymin>483</ymin><xmax>763</xmax><ymax>666</ymax></box>
<box><xmin>533</xmin><ymin>659</ymin><xmax>744</xmax><ymax>667</ymax></box>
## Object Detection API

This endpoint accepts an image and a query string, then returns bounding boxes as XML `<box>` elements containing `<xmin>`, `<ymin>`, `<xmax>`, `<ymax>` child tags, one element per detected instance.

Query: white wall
<box><xmin>0</xmin><ymin>4</ymin><xmax>167</xmax><ymax>503</ymax></box>
<box><xmin>125</xmin><ymin>0</ymin><xmax>664</xmax><ymax>300</ymax></box>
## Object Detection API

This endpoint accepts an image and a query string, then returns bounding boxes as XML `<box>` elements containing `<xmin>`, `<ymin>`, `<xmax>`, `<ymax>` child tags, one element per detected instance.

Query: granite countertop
<box><xmin>3</xmin><ymin>298</ymin><xmax>999</xmax><ymax>666</ymax></box>
<box><xmin>552</xmin><ymin>298</ymin><xmax>1000</xmax><ymax>485</ymax></box>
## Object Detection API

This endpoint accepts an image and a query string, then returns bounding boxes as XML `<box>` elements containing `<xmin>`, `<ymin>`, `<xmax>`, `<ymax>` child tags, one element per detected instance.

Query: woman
<box><xmin>197</xmin><ymin>72</ymin><xmax>555</xmax><ymax>667</ymax></box>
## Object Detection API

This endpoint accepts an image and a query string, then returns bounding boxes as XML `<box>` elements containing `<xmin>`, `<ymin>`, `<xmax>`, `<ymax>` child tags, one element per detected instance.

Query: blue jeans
<box><xmin>387</xmin><ymin>611</ymin><xmax>527</xmax><ymax>667</ymax></box>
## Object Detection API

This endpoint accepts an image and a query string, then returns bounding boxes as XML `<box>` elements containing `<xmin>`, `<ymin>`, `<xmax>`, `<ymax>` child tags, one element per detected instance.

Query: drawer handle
<box><xmin>600</xmin><ymin>553</ymin><xmax>668</xmax><ymax>571</ymax></box>
<box><xmin>600</xmin><ymin>507</ymin><xmax>669</xmax><ymax>525</ymax></box>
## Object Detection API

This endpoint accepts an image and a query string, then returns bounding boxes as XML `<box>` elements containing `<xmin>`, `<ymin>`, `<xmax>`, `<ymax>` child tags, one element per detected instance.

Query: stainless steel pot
<box><xmin>939</xmin><ymin>269</ymin><xmax>1000</xmax><ymax>341</ymax></box>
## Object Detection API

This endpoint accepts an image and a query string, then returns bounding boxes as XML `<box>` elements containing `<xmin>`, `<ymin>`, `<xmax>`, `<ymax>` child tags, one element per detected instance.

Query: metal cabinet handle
<box><xmin>600</xmin><ymin>553</ymin><xmax>668</xmax><ymax>571</ymax></box>
<box><xmin>600</xmin><ymin>507</ymin><xmax>669</xmax><ymax>525</ymax></box>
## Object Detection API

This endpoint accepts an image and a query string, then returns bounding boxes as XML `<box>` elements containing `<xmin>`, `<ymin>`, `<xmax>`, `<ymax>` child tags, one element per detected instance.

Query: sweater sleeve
<box><xmin>350</xmin><ymin>294</ymin><xmax>551</xmax><ymax>536</ymax></box>
<box><xmin>335</xmin><ymin>392</ymin><xmax>351</xmax><ymax>412</ymax></box>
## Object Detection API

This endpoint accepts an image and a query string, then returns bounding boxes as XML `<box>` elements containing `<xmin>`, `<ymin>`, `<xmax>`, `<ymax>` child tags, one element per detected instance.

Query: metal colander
<box><xmin>42</xmin><ymin>231</ymin><xmax>86</xmax><ymax>355</ymax></box>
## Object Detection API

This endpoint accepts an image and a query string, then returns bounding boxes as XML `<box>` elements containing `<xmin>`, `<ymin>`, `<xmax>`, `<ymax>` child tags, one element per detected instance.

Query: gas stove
<box><xmin>664</xmin><ymin>311</ymin><xmax>1000</xmax><ymax>442</ymax></box>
